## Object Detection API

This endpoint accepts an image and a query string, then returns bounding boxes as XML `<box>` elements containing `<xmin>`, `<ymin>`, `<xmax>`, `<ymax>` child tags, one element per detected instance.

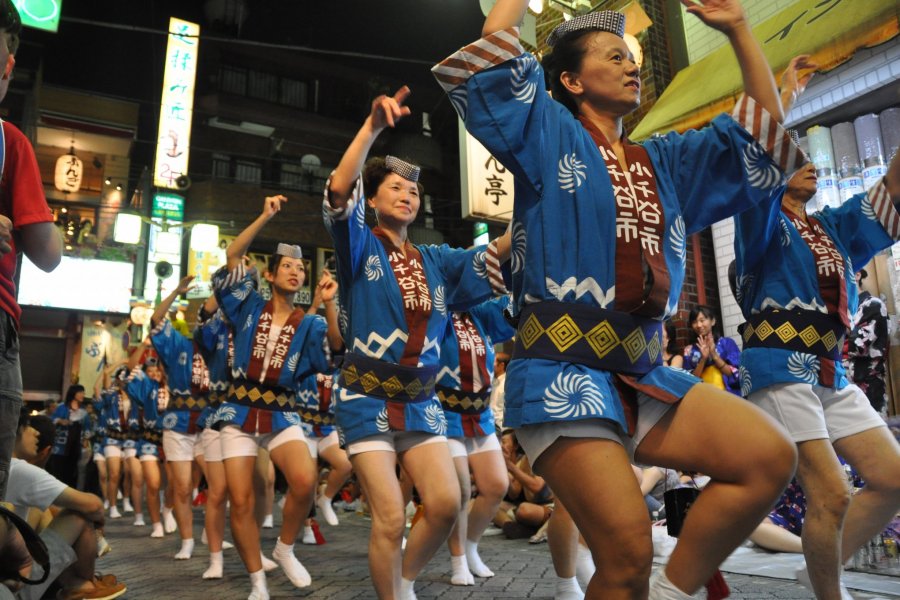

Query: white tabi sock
<box><xmin>399</xmin><ymin>577</ymin><xmax>417</xmax><ymax>600</ymax></box>
<box><xmin>259</xmin><ymin>552</ymin><xmax>278</xmax><ymax>572</ymax></box>
<box><xmin>450</xmin><ymin>554</ymin><xmax>474</xmax><ymax>586</ymax></box>
<box><xmin>248</xmin><ymin>569</ymin><xmax>269</xmax><ymax>600</ymax></box>
<box><xmin>175</xmin><ymin>538</ymin><xmax>195</xmax><ymax>560</ymax></box>
<box><xmin>272</xmin><ymin>539</ymin><xmax>311</xmax><ymax>587</ymax></box>
<box><xmin>554</xmin><ymin>576</ymin><xmax>584</xmax><ymax>600</ymax></box>
<box><xmin>203</xmin><ymin>551</ymin><xmax>223</xmax><ymax>579</ymax></box>
<box><xmin>575</xmin><ymin>542</ymin><xmax>595</xmax><ymax>590</ymax></box>
<box><xmin>465</xmin><ymin>539</ymin><xmax>494</xmax><ymax>578</ymax></box>
<box><xmin>648</xmin><ymin>568</ymin><xmax>694</xmax><ymax>600</ymax></box>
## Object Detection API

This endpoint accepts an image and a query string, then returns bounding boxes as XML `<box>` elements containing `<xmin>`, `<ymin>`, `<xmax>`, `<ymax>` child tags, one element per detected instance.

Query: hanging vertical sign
<box><xmin>154</xmin><ymin>17</ymin><xmax>200</xmax><ymax>189</ymax></box>
<box><xmin>458</xmin><ymin>119</ymin><xmax>514</xmax><ymax>224</ymax></box>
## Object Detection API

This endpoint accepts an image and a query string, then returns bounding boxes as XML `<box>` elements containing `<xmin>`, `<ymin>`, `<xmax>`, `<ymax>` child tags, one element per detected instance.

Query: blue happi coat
<box><xmin>125</xmin><ymin>368</ymin><xmax>163</xmax><ymax>453</ymax></box>
<box><xmin>194</xmin><ymin>310</ymin><xmax>231</xmax><ymax>429</ymax></box>
<box><xmin>150</xmin><ymin>318</ymin><xmax>207</xmax><ymax>433</ymax></box>
<box><xmin>323</xmin><ymin>180</ymin><xmax>502</xmax><ymax>445</ymax></box>
<box><xmin>211</xmin><ymin>265</ymin><xmax>328</xmax><ymax>432</ymax></box>
<box><xmin>733</xmin><ymin>182</ymin><xmax>900</xmax><ymax>396</ymax></box>
<box><xmin>438</xmin><ymin>296</ymin><xmax>515</xmax><ymax>438</ymax></box>
<box><xmin>432</xmin><ymin>27</ymin><xmax>805</xmax><ymax>435</ymax></box>
<box><xmin>100</xmin><ymin>387</ymin><xmax>134</xmax><ymax>448</ymax></box>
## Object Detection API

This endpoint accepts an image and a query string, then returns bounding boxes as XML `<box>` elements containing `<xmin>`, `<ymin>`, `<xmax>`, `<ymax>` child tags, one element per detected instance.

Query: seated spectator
<box><xmin>5</xmin><ymin>410</ymin><xmax>125</xmax><ymax>600</ymax></box>
<box><xmin>682</xmin><ymin>306</ymin><xmax>741</xmax><ymax>395</ymax></box>
<box><xmin>639</xmin><ymin>466</ymin><xmax>682</xmax><ymax>520</ymax></box>
<box><xmin>662</xmin><ymin>322</ymin><xmax>683</xmax><ymax>369</ymax></box>
<box><xmin>748</xmin><ymin>479</ymin><xmax>804</xmax><ymax>553</ymax></box>
<box><xmin>493</xmin><ymin>430</ymin><xmax>553</xmax><ymax>539</ymax></box>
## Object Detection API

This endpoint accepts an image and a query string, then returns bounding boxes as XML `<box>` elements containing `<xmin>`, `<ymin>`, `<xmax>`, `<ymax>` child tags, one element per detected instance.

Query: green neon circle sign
<box><xmin>14</xmin><ymin>0</ymin><xmax>62</xmax><ymax>32</ymax></box>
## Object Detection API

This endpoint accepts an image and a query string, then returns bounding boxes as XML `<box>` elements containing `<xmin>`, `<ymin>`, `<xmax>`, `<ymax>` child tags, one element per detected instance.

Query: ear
<box><xmin>559</xmin><ymin>70</ymin><xmax>583</xmax><ymax>97</ymax></box>
<box><xmin>263</xmin><ymin>269</ymin><xmax>275</xmax><ymax>283</ymax></box>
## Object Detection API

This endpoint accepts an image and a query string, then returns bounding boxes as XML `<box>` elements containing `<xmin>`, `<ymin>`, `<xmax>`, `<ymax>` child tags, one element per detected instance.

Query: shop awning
<box><xmin>631</xmin><ymin>0</ymin><xmax>899</xmax><ymax>140</ymax></box>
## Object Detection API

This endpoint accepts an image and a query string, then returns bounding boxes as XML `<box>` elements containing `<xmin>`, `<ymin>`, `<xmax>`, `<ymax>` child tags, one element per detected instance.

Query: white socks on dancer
<box><xmin>795</xmin><ymin>565</ymin><xmax>853</xmax><ymax>600</ymax></box>
<box><xmin>316</xmin><ymin>495</ymin><xmax>339</xmax><ymax>526</ymax></box>
<box><xmin>151</xmin><ymin>522</ymin><xmax>164</xmax><ymax>538</ymax></box>
<box><xmin>163</xmin><ymin>507</ymin><xmax>178</xmax><ymax>533</ymax></box>
<box><xmin>648</xmin><ymin>569</ymin><xmax>694</xmax><ymax>600</ymax></box>
<box><xmin>450</xmin><ymin>554</ymin><xmax>474</xmax><ymax>586</ymax></box>
<box><xmin>555</xmin><ymin>576</ymin><xmax>584</xmax><ymax>600</ymax></box>
<box><xmin>260</xmin><ymin>552</ymin><xmax>278</xmax><ymax>572</ymax></box>
<box><xmin>261</xmin><ymin>514</ymin><xmax>274</xmax><ymax>529</ymax></box>
<box><xmin>203</xmin><ymin>551</ymin><xmax>223</xmax><ymax>579</ymax></box>
<box><xmin>109</xmin><ymin>505</ymin><xmax>122</xmax><ymax>519</ymax></box>
<box><xmin>575</xmin><ymin>542</ymin><xmax>595</xmax><ymax>589</ymax></box>
<box><xmin>133</xmin><ymin>513</ymin><xmax>145</xmax><ymax>527</ymax></box>
<box><xmin>174</xmin><ymin>538</ymin><xmax>195</xmax><ymax>560</ymax></box>
<box><xmin>248</xmin><ymin>569</ymin><xmax>269</xmax><ymax>600</ymax></box>
<box><xmin>271</xmin><ymin>539</ymin><xmax>311</xmax><ymax>588</ymax></box>
<box><xmin>302</xmin><ymin>525</ymin><xmax>316</xmax><ymax>545</ymax></box>
<box><xmin>400</xmin><ymin>577</ymin><xmax>417</xmax><ymax>600</ymax></box>
<box><xmin>465</xmin><ymin>540</ymin><xmax>494</xmax><ymax>578</ymax></box>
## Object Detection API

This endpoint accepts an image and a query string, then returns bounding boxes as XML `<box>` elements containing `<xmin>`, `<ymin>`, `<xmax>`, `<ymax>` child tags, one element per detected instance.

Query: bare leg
<box><xmin>96</xmin><ymin>459</ymin><xmax>108</xmax><ymax>503</ymax></box>
<box><xmin>224</xmin><ymin>455</ymin><xmax>262</xmax><ymax>573</ymax></box>
<box><xmin>400</xmin><ymin>441</ymin><xmax>461</xmax><ymax>581</ymax></box>
<box><xmin>127</xmin><ymin>456</ymin><xmax>144</xmax><ymax>517</ymax></box>
<box><xmin>465</xmin><ymin>448</ymin><xmax>506</xmax><ymax>577</ymax></box>
<box><xmin>142</xmin><ymin>459</ymin><xmax>162</xmax><ymax>526</ymax></box>
<box><xmin>319</xmin><ymin>444</ymin><xmax>353</xmax><ymax>500</ymax></box>
<box><xmin>268</xmin><ymin>439</ymin><xmax>317</xmax><ymax>547</ymax></box>
<box><xmin>169</xmin><ymin>460</ymin><xmax>195</xmax><ymax>542</ymax></box>
<box><xmin>834</xmin><ymin>426</ymin><xmax>900</xmax><ymax>559</ymax></box>
<box><xmin>447</xmin><ymin>455</ymin><xmax>474</xmax><ymax>585</ymax></box>
<box><xmin>105</xmin><ymin>456</ymin><xmax>121</xmax><ymax>511</ymax></box>
<box><xmin>351</xmin><ymin>450</ymin><xmax>405</xmax><ymax>599</ymax></box>
<box><xmin>748</xmin><ymin>518</ymin><xmax>803</xmax><ymax>553</ymax></box>
<box><xmin>636</xmin><ymin>384</ymin><xmax>797</xmax><ymax>595</ymax></box>
<box><xmin>204</xmin><ymin>459</ymin><xmax>228</xmax><ymax>552</ymax></box>
<box><xmin>548</xmin><ymin>501</ymin><xmax>578</xmax><ymax>578</ymax></box>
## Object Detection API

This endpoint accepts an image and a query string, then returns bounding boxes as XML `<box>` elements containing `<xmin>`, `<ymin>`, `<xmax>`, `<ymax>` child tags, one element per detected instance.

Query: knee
<box><xmin>425</xmin><ymin>489</ymin><xmax>462</xmax><ymax>526</ymax></box>
<box><xmin>861</xmin><ymin>458</ymin><xmax>900</xmax><ymax>497</ymax></box>
<box><xmin>229</xmin><ymin>490</ymin><xmax>254</xmax><ymax>514</ymax></box>
<box><xmin>372</xmin><ymin>506</ymin><xmax>406</xmax><ymax>542</ymax></box>
<box><xmin>809</xmin><ymin>479</ymin><xmax>851</xmax><ymax>520</ymax></box>
<box><xmin>515</xmin><ymin>503</ymin><xmax>547</xmax><ymax>526</ymax></box>
<box><xmin>591</xmin><ymin>529</ymin><xmax>652</xmax><ymax>583</ymax></box>
<box><xmin>477</xmin><ymin>474</ymin><xmax>509</xmax><ymax>503</ymax></box>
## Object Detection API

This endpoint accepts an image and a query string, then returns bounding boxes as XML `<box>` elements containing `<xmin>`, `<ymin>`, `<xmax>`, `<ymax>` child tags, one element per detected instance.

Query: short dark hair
<box><xmin>28</xmin><ymin>415</ymin><xmax>55</xmax><ymax>453</ymax></box>
<box><xmin>541</xmin><ymin>30</ymin><xmax>597</xmax><ymax>116</ymax></box>
<box><xmin>65</xmin><ymin>385</ymin><xmax>85</xmax><ymax>405</ymax></box>
<box><xmin>362</xmin><ymin>157</ymin><xmax>424</xmax><ymax>201</ymax></box>
<box><xmin>664</xmin><ymin>321</ymin><xmax>679</xmax><ymax>355</ymax></box>
<box><xmin>267</xmin><ymin>252</ymin><xmax>306</xmax><ymax>275</ymax></box>
<box><xmin>0</xmin><ymin>0</ymin><xmax>21</xmax><ymax>54</ymax></box>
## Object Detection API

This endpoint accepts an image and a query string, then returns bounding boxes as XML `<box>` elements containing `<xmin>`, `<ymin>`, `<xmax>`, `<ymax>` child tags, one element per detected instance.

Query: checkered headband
<box><xmin>384</xmin><ymin>155</ymin><xmax>421</xmax><ymax>183</ymax></box>
<box><xmin>546</xmin><ymin>11</ymin><xmax>626</xmax><ymax>47</ymax></box>
<box><xmin>275</xmin><ymin>243</ymin><xmax>303</xmax><ymax>259</ymax></box>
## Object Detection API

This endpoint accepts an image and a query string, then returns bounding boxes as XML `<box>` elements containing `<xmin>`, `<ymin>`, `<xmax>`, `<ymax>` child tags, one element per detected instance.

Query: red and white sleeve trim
<box><xmin>432</xmin><ymin>27</ymin><xmax>524</xmax><ymax>94</ymax></box>
<box><xmin>486</xmin><ymin>239</ymin><xmax>508</xmax><ymax>296</ymax></box>
<box><xmin>867</xmin><ymin>180</ymin><xmax>900</xmax><ymax>241</ymax></box>
<box><xmin>731</xmin><ymin>95</ymin><xmax>807</xmax><ymax>176</ymax></box>
<box><xmin>322</xmin><ymin>172</ymin><xmax>363</xmax><ymax>222</ymax></box>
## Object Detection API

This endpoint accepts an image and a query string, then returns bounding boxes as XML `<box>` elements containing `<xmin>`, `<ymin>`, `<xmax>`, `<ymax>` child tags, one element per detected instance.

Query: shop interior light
<box><xmin>156</xmin><ymin>230</ymin><xmax>181</xmax><ymax>255</ymax></box>
<box><xmin>113</xmin><ymin>213</ymin><xmax>143</xmax><ymax>244</ymax></box>
<box><xmin>529</xmin><ymin>0</ymin><xmax>543</xmax><ymax>14</ymax></box>
<box><xmin>189</xmin><ymin>223</ymin><xmax>220</xmax><ymax>252</ymax></box>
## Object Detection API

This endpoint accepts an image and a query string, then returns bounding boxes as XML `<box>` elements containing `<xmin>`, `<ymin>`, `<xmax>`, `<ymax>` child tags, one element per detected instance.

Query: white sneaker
<box><xmin>109</xmin><ymin>506</ymin><xmax>122</xmax><ymax>519</ymax></box>
<box><xmin>261</xmin><ymin>515</ymin><xmax>274</xmax><ymax>529</ymax></box>
<box><xmin>302</xmin><ymin>526</ymin><xmax>316</xmax><ymax>545</ymax></box>
<box><xmin>133</xmin><ymin>514</ymin><xmax>146</xmax><ymax>527</ymax></box>
<box><xmin>123</xmin><ymin>498</ymin><xmax>134</xmax><ymax>513</ymax></box>
<box><xmin>795</xmin><ymin>565</ymin><xmax>854</xmax><ymax>600</ymax></box>
<box><xmin>96</xmin><ymin>534</ymin><xmax>112</xmax><ymax>557</ymax></box>
<box><xmin>316</xmin><ymin>496</ymin><xmax>339</xmax><ymax>526</ymax></box>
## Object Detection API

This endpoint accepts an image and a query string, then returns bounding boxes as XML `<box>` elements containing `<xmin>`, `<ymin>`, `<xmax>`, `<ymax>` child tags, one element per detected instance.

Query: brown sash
<box><xmin>577</xmin><ymin>117</ymin><xmax>669</xmax><ymax>316</ymax></box>
<box><xmin>782</xmin><ymin>208</ymin><xmax>849</xmax><ymax>387</ymax></box>
<box><xmin>451</xmin><ymin>312</ymin><xmax>491</xmax><ymax>393</ymax></box>
<box><xmin>247</xmin><ymin>301</ymin><xmax>306</xmax><ymax>386</ymax></box>
<box><xmin>373</xmin><ymin>227</ymin><xmax>434</xmax><ymax>430</ymax></box>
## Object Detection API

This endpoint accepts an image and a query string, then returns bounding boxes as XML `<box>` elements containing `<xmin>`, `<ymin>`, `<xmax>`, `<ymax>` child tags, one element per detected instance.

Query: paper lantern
<box><xmin>54</xmin><ymin>151</ymin><xmax>83</xmax><ymax>193</ymax></box>
<box><xmin>189</xmin><ymin>223</ymin><xmax>219</xmax><ymax>251</ymax></box>
<box><xmin>113</xmin><ymin>213</ymin><xmax>142</xmax><ymax>244</ymax></box>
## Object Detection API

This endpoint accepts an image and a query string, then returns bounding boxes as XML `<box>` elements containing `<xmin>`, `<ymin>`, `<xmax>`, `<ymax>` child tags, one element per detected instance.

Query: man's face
<box><xmin>14</xmin><ymin>425</ymin><xmax>39</xmax><ymax>461</ymax></box>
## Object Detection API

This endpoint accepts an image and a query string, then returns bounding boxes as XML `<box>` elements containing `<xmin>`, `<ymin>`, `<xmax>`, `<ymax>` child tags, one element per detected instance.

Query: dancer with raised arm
<box><xmin>433</xmin><ymin>1</ymin><xmax>803</xmax><ymax>597</ymax></box>
<box><xmin>212</xmin><ymin>195</ymin><xmax>339</xmax><ymax>600</ymax></box>
<box><xmin>324</xmin><ymin>87</ymin><xmax>510</xmax><ymax>599</ymax></box>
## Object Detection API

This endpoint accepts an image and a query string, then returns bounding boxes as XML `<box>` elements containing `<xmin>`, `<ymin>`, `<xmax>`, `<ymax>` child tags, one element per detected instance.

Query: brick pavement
<box><xmin>95</xmin><ymin>505</ymin><xmax>895</xmax><ymax>599</ymax></box>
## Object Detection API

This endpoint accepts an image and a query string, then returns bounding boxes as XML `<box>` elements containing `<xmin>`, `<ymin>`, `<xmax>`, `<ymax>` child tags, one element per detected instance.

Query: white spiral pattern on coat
<box><xmin>365</xmin><ymin>255</ymin><xmax>384</xmax><ymax>281</ymax></box>
<box><xmin>511</xmin><ymin>55</ymin><xmax>537</xmax><ymax>104</ymax></box>
<box><xmin>375</xmin><ymin>407</ymin><xmax>390</xmax><ymax>433</ymax></box>
<box><xmin>558</xmin><ymin>153</ymin><xmax>587</xmax><ymax>193</ymax></box>
<box><xmin>425</xmin><ymin>403</ymin><xmax>448</xmax><ymax>435</ymax></box>
<box><xmin>780</xmin><ymin>218</ymin><xmax>792</xmax><ymax>247</ymax></box>
<box><xmin>669</xmin><ymin>216</ymin><xmax>686</xmax><ymax>263</ymax></box>
<box><xmin>742</xmin><ymin>142</ymin><xmax>782</xmax><ymax>190</ymax></box>
<box><xmin>511</xmin><ymin>220</ymin><xmax>526</xmax><ymax>274</ymax></box>
<box><xmin>544</xmin><ymin>372</ymin><xmax>606</xmax><ymax>419</ymax></box>
<box><xmin>739</xmin><ymin>366</ymin><xmax>752</xmax><ymax>397</ymax></box>
<box><xmin>787</xmin><ymin>352</ymin><xmax>819</xmax><ymax>384</ymax></box>
<box><xmin>433</xmin><ymin>285</ymin><xmax>446</xmax><ymax>317</ymax></box>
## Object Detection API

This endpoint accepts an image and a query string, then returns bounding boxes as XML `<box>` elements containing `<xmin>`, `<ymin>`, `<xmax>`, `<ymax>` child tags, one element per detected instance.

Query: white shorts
<box><xmin>93</xmin><ymin>451</ymin><xmax>106</xmax><ymax>463</ymax></box>
<box><xmin>516</xmin><ymin>392</ymin><xmax>673</xmax><ymax>465</ymax></box>
<box><xmin>749</xmin><ymin>382</ymin><xmax>885</xmax><ymax>443</ymax></box>
<box><xmin>162</xmin><ymin>430</ymin><xmax>198</xmax><ymax>462</ymax></box>
<box><xmin>346</xmin><ymin>431</ymin><xmax>447</xmax><ymax>457</ymax></box>
<box><xmin>200</xmin><ymin>427</ymin><xmax>223</xmax><ymax>463</ymax></box>
<box><xmin>447</xmin><ymin>433</ymin><xmax>501</xmax><ymax>459</ymax></box>
<box><xmin>104</xmin><ymin>444</ymin><xmax>135</xmax><ymax>460</ymax></box>
<box><xmin>220</xmin><ymin>424</ymin><xmax>306</xmax><ymax>460</ymax></box>
<box><xmin>304</xmin><ymin>430</ymin><xmax>340</xmax><ymax>459</ymax></box>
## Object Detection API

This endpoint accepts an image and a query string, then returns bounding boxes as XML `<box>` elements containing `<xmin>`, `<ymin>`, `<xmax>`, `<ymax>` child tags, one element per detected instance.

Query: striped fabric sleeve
<box><xmin>322</xmin><ymin>173</ymin><xmax>364</xmax><ymax>223</ymax></box>
<box><xmin>149</xmin><ymin>317</ymin><xmax>169</xmax><ymax>338</ymax></box>
<box><xmin>485</xmin><ymin>237</ymin><xmax>508</xmax><ymax>296</ymax></box>
<box><xmin>731</xmin><ymin>95</ymin><xmax>807</xmax><ymax>176</ymax></box>
<box><xmin>432</xmin><ymin>27</ymin><xmax>524</xmax><ymax>93</ymax></box>
<box><xmin>865</xmin><ymin>180</ymin><xmax>900</xmax><ymax>241</ymax></box>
